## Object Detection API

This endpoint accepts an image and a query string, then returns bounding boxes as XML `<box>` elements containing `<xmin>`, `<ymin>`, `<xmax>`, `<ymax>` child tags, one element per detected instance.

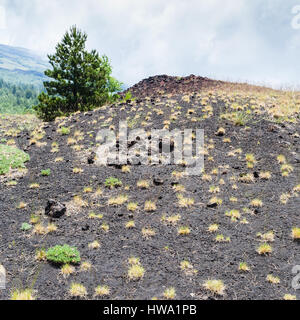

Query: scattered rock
<box><xmin>153</xmin><ymin>177</ymin><xmax>164</xmax><ymax>186</ymax></box>
<box><xmin>82</xmin><ymin>224</ymin><xmax>90</xmax><ymax>231</ymax></box>
<box><xmin>253</xmin><ymin>172</ymin><xmax>260</xmax><ymax>178</ymax></box>
<box><xmin>207</xmin><ymin>202</ymin><xmax>218</xmax><ymax>209</ymax></box>
<box><xmin>45</xmin><ymin>199</ymin><xmax>66</xmax><ymax>219</ymax></box>
<box><xmin>88</xmin><ymin>152</ymin><xmax>96</xmax><ymax>164</ymax></box>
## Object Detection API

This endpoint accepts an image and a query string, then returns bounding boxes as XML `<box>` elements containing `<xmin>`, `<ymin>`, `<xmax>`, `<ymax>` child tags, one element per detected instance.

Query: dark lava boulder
<box><xmin>45</xmin><ymin>199</ymin><xmax>66</xmax><ymax>219</ymax></box>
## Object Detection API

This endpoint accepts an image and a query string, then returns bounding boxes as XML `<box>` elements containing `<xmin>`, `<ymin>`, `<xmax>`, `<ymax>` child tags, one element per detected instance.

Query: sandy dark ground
<box><xmin>0</xmin><ymin>75</ymin><xmax>299</xmax><ymax>300</ymax></box>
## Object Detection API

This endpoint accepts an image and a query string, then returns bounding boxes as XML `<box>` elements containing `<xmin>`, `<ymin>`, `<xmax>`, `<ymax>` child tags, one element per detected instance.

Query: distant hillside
<box><xmin>0</xmin><ymin>78</ymin><xmax>39</xmax><ymax>114</ymax></box>
<box><xmin>0</xmin><ymin>44</ymin><xmax>48</xmax><ymax>86</ymax></box>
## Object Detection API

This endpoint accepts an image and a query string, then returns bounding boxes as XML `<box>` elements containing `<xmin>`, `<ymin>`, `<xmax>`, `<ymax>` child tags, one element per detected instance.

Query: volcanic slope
<box><xmin>0</xmin><ymin>75</ymin><xmax>299</xmax><ymax>300</ymax></box>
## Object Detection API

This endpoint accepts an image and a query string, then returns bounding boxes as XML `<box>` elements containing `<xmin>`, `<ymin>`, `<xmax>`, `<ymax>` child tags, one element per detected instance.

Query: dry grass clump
<box><xmin>177</xmin><ymin>194</ymin><xmax>194</xmax><ymax>208</ymax></box>
<box><xmin>88</xmin><ymin>241</ymin><xmax>101</xmax><ymax>249</ymax></box>
<box><xmin>178</xmin><ymin>226</ymin><xmax>191</xmax><ymax>235</ymax></box>
<box><xmin>125</xmin><ymin>220</ymin><xmax>135</xmax><ymax>229</ymax></box>
<box><xmin>292</xmin><ymin>227</ymin><xmax>300</xmax><ymax>240</ymax></box>
<box><xmin>202</xmin><ymin>174</ymin><xmax>212</xmax><ymax>182</ymax></box>
<box><xmin>127</xmin><ymin>202</ymin><xmax>138</xmax><ymax>212</ymax></box>
<box><xmin>73</xmin><ymin>167</ymin><xmax>83</xmax><ymax>174</ymax></box>
<box><xmin>80</xmin><ymin>262</ymin><xmax>92</xmax><ymax>272</ymax></box>
<box><xmin>61</xmin><ymin>264</ymin><xmax>75</xmax><ymax>278</ymax></box>
<box><xmin>238</xmin><ymin>173</ymin><xmax>254</xmax><ymax>183</ymax></box>
<box><xmin>250</xmin><ymin>199</ymin><xmax>263</xmax><ymax>207</ymax></box>
<box><xmin>137</xmin><ymin>180</ymin><xmax>150</xmax><ymax>189</ymax></box>
<box><xmin>142</xmin><ymin>227</ymin><xmax>156</xmax><ymax>238</ymax></box>
<box><xmin>94</xmin><ymin>285</ymin><xmax>110</xmax><ymax>297</ymax></box>
<box><xmin>101</xmin><ymin>223</ymin><xmax>109</xmax><ymax>232</ymax></box>
<box><xmin>257</xmin><ymin>243</ymin><xmax>272</xmax><ymax>255</ymax></box>
<box><xmin>162</xmin><ymin>214</ymin><xmax>181</xmax><ymax>226</ymax></box>
<box><xmin>17</xmin><ymin>201</ymin><xmax>27</xmax><ymax>209</ymax></box>
<box><xmin>180</xmin><ymin>260</ymin><xmax>197</xmax><ymax>276</ymax></box>
<box><xmin>208</xmin><ymin>197</ymin><xmax>223</xmax><ymax>206</ymax></box>
<box><xmin>208</xmin><ymin>224</ymin><xmax>219</xmax><ymax>233</ymax></box>
<box><xmin>225</xmin><ymin>209</ymin><xmax>241</xmax><ymax>222</ymax></box>
<box><xmin>108</xmin><ymin>195</ymin><xmax>128</xmax><ymax>206</ymax></box>
<box><xmin>69</xmin><ymin>283</ymin><xmax>87</xmax><ymax>298</ymax></box>
<box><xmin>239</xmin><ymin>262</ymin><xmax>250</xmax><ymax>272</ymax></box>
<box><xmin>173</xmin><ymin>184</ymin><xmax>186</xmax><ymax>192</ymax></box>
<box><xmin>266</xmin><ymin>274</ymin><xmax>280</xmax><ymax>284</ymax></box>
<box><xmin>46</xmin><ymin>223</ymin><xmax>58</xmax><ymax>233</ymax></box>
<box><xmin>128</xmin><ymin>258</ymin><xmax>145</xmax><ymax>280</ymax></box>
<box><xmin>35</xmin><ymin>249</ymin><xmax>47</xmax><ymax>261</ymax></box>
<box><xmin>33</xmin><ymin>224</ymin><xmax>48</xmax><ymax>235</ymax></box>
<box><xmin>163</xmin><ymin>287</ymin><xmax>176</xmax><ymax>300</ymax></box>
<box><xmin>277</xmin><ymin>155</ymin><xmax>286</xmax><ymax>164</ymax></box>
<box><xmin>203</xmin><ymin>280</ymin><xmax>226</xmax><ymax>296</ymax></box>
<box><xmin>11</xmin><ymin>289</ymin><xmax>35</xmax><ymax>300</ymax></box>
<box><xmin>259</xmin><ymin>171</ymin><xmax>272</xmax><ymax>180</ymax></box>
<box><xmin>280</xmin><ymin>164</ymin><xmax>294</xmax><ymax>176</ymax></box>
<box><xmin>280</xmin><ymin>193</ymin><xmax>291</xmax><ymax>205</ymax></box>
<box><xmin>144</xmin><ymin>201</ymin><xmax>157</xmax><ymax>212</ymax></box>
<box><xmin>215</xmin><ymin>234</ymin><xmax>231</xmax><ymax>243</ymax></box>
<box><xmin>283</xmin><ymin>294</ymin><xmax>296</xmax><ymax>300</ymax></box>
<box><xmin>257</xmin><ymin>231</ymin><xmax>275</xmax><ymax>242</ymax></box>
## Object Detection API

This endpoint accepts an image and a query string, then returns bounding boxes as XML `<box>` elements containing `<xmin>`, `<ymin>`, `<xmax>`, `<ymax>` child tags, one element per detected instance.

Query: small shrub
<box><xmin>21</xmin><ymin>223</ymin><xmax>32</xmax><ymax>231</ymax></box>
<box><xmin>59</xmin><ymin>127</ymin><xmax>70</xmax><ymax>135</ymax></box>
<box><xmin>46</xmin><ymin>245</ymin><xmax>81</xmax><ymax>265</ymax></box>
<box><xmin>41</xmin><ymin>169</ymin><xmax>51</xmax><ymax>176</ymax></box>
<box><xmin>105</xmin><ymin>177</ymin><xmax>122</xmax><ymax>189</ymax></box>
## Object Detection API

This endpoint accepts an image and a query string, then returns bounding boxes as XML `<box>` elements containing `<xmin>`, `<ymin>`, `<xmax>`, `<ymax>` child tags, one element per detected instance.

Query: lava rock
<box><xmin>82</xmin><ymin>224</ymin><xmax>90</xmax><ymax>231</ymax></box>
<box><xmin>88</xmin><ymin>152</ymin><xmax>96</xmax><ymax>164</ymax></box>
<box><xmin>153</xmin><ymin>177</ymin><xmax>164</xmax><ymax>186</ymax></box>
<box><xmin>45</xmin><ymin>199</ymin><xmax>66</xmax><ymax>219</ymax></box>
<box><xmin>207</xmin><ymin>202</ymin><xmax>218</xmax><ymax>208</ymax></box>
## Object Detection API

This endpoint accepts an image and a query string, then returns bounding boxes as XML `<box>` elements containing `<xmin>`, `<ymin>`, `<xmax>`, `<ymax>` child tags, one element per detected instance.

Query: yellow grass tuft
<box><xmin>204</xmin><ymin>280</ymin><xmax>226</xmax><ymax>296</ymax></box>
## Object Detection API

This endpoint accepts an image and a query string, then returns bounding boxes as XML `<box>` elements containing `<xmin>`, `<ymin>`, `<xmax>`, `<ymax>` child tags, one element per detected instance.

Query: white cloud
<box><xmin>0</xmin><ymin>0</ymin><xmax>299</xmax><ymax>87</ymax></box>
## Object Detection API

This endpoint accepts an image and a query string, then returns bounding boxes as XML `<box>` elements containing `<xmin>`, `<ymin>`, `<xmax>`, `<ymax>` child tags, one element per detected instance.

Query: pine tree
<box><xmin>34</xmin><ymin>26</ymin><xmax>122</xmax><ymax>121</ymax></box>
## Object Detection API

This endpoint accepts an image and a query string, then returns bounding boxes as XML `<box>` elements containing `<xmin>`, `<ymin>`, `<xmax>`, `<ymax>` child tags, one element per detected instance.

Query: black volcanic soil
<box><xmin>0</xmin><ymin>76</ymin><xmax>299</xmax><ymax>300</ymax></box>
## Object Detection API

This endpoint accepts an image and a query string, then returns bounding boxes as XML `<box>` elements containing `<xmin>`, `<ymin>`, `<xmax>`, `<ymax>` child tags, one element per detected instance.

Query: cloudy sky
<box><xmin>0</xmin><ymin>0</ymin><xmax>300</xmax><ymax>88</ymax></box>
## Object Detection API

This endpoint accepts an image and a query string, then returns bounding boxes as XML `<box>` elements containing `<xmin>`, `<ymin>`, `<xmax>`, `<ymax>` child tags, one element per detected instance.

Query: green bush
<box><xmin>0</xmin><ymin>144</ymin><xmax>30</xmax><ymax>175</ymax></box>
<box><xmin>41</xmin><ymin>169</ymin><xmax>51</xmax><ymax>176</ymax></box>
<box><xmin>105</xmin><ymin>177</ymin><xmax>122</xmax><ymax>189</ymax></box>
<box><xmin>21</xmin><ymin>223</ymin><xmax>32</xmax><ymax>231</ymax></box>
<box><xmin>46</xmin><ymin>245</ymin><xmax>81</xmax><ymax>265</ymax></box>
<box><xmin>59</xmin><ymin>127</ymin><xmax>70</xmax><ymax>135</ymax></box>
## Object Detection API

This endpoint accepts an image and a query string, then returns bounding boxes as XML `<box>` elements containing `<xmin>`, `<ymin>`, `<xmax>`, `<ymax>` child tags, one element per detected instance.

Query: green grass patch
<box><xmin>46</xmin><ymin>245</ymin><xmax>81</xmax><ymax>265</ymax></box>
<box><xmin>0</xmin><ymin>144</ymin><xmax>30</xmax><ymax>175</ymax></box>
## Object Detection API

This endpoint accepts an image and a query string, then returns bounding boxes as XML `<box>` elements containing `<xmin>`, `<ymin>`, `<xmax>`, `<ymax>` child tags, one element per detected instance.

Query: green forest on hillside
<box><xmin>0</xmin><ymin>78</ymin><xmax>41</xmax><ymax>114</ymax></box>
